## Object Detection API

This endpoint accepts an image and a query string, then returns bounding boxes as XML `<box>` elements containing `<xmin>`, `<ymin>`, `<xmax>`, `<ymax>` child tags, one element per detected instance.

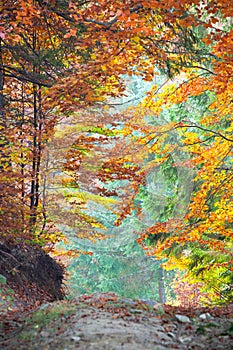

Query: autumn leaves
<box><xmin>0</xmin><ymin>0</ymin><xmax>232</xmax><ymax>303</ymax></box>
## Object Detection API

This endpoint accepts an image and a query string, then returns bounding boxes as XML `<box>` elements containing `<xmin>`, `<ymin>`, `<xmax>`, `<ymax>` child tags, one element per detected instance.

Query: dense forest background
<box><xmin>0</xmin><ymin>0</ymin><xmax>233</xmax><ymax>306</ymax></box>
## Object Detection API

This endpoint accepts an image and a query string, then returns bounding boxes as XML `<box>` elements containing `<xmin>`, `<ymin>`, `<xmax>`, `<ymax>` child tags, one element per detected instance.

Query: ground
<box><xmin>1</xmin><ymin>292</ymin><xmax>233</xmax><ymax>349</ymax></box>
<box><xmin>0</xmin><ymin>243</ymin><xmax>232</xmax><ymax>349</ymax></box>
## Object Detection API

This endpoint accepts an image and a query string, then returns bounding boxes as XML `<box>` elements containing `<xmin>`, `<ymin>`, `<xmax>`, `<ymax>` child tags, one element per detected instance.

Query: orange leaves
<box><xmin>98</xmin><ymin>158</ymin><xmax>140</xmax><ymax>183</ymax></box>
<box><xmin>1</xmin><ymin>0</ymin><xmax>233</xmax><ymax>304</ymax></box>
<box><xmin>64</xmin><ymin>29</ymin><xmax>77</xmax><ymax>39</ymax></box>
<box><xmin>120</xmin><ymin>5</ymin><xmax>232</xmax><ymax>300</ymax></box>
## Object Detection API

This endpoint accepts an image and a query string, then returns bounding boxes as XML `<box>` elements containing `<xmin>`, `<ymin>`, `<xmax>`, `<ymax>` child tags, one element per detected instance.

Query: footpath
<box><xmin>1</xmin><ymin>292</ymin><xmax>233</xmax><ymax>350</ymax></box>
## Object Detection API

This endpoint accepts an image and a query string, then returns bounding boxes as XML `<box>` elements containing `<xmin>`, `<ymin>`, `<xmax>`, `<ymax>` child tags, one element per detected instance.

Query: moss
<box><xmin>20</xmin><ymin>302</ymin><xmax>77</xmax><ymax>342</ymax></box>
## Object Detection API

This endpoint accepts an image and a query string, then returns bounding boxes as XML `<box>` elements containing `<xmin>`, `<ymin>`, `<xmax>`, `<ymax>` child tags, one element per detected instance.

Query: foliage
<box><xmin>1</xmin><ymin>0</ymin><xmax>233</xmax><ymax>305</ymax></box>
<box><xmin>67</xmin><ymin>220</ymin><xmax>175</xmax><ymax>301</ymax></box>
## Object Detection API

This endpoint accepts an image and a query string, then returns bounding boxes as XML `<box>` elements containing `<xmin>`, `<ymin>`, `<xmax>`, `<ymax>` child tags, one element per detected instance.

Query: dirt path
<box><xmin>1</xmin><ymin>293</ymin><xmax>233</xmax><ymax>350</ymax></box>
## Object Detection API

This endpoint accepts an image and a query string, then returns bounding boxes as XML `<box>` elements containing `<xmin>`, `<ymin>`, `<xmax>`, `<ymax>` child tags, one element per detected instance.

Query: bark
<box><xmin>29</xmin><ymin>82</ymin><xmax>38</xmax><ymax>227</ymax></box>
<box><xmin>0</xmin><ymin>38</ymin><xmax>8</xmax><ymax>169</ymax></box>
<box><xmin>29</xmin><ymin>30</ymin><xmax>41</xmax><ymax>228</ymax></box>
<box><xmin>0</xmin><ymin>39</ymin><xmax>4</xmax><ymax>117</ymax></box>
<box><xmin>20</xmin><ymin>84</ymin><xmax>26</xmax><ymax>226</ymax></box>
<box><xmin>158</xmin><ymin>267</ymin><xmax>166</xmax><ymax>303</ymax></box>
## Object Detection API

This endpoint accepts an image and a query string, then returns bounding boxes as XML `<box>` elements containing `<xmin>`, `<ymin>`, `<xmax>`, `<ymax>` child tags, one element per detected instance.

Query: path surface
<box><xmin>1</xmin><ymin>293</ymin><xmax>233</xmax><ymax>349</ymax></box>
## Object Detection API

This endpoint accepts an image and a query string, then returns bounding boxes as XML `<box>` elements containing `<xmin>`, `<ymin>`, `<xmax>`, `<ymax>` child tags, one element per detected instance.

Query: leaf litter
<box><xmin>1</xmin><ymin>292</ymin><xmax>232</xmax><ymax>350</ymax></box>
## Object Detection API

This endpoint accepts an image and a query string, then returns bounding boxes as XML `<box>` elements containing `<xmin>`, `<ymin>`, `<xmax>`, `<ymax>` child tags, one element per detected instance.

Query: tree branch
<box><xmin>3</xmin><ymin>66</ymin><xmax>52</xmax><ymax>87</ymax></box>
<box><xmin>83</xmin><ymin>4</ymin><xmax>143</xmax><ymax>28</ymax></box>
<box><xmin>177</xmin><ymin>122</ymin><xmax>233</xmax><ymax>143</ymax></box>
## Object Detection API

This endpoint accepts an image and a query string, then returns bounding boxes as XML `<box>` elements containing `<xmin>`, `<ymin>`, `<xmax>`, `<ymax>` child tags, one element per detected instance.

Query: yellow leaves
<box><xmin>91</xmin><ymin>222</ymin><xmax>106</xmax><ymax>229</ymax></box>
<box><xmin>141</xmin><ymin>80</ymin><xmax>187</xmax><ymax>114</ymax></box>
<box><xmin>182</xmin><ymin>131</ymin><xmax>201</xmax><ymax>145</ymax></box>
<box><xmin>90</xmin><ymin>53</ymin><xmax>97</xmax><ymax>60</ymax></box>
<box><xmin>162</xmin><ymin>255</ymin><xmax>191</xmax><ymax>271</ymax></box>
<box><xmin>38</xmin><ymin>230</ymin><xmax>66</xmax><ymax>246</ymax></box>
<box><xmin>74</xmin><ymin>191</ymin><xmax>117</xmax><ymax>209</ymax></box>
<box><xmin>132</xmin><ymin>35</ymin><xmax>140</xmax><ymax>43</ymax></box>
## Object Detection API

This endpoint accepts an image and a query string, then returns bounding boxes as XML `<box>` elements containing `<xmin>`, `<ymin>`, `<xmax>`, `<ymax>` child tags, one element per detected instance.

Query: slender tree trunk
<box><xmin>0</xmin><ymin>39</ymin><xmax>4</xmax><ymax>117</ymax></box>
<box><xmin>35</xmin><ymin>89</ymin><xmax>43</xmax><ymax>210</ymax></box>
<box><xmin>40</xmin><ymin>144</ymin><xmax>49</xmax><ymax>234</ymax></box>
<box><xmin>158</xmin><ymin>267</ymin><xmax>166</xmax><ymax>303</ymax></box>
<box><xmin>29</xmin><ymin>29</ymin><xmax>44</xmax><ymax>231</ymax></box>
<box><xmin>0</xmin><ymin>38</ymin><xmax>8</xmax><ymax>171</ymax></box>
<box><xmin>29</xmin><ymin>30</ymin><xmax>39</xmax><ymax>228</ymax></box>
<box><xmin>20</xmin><ymin>83</ymin><xmax>26</xmax><ymax>227</ymax></box>
<box><xmin>29</xmin><ymin>93</ymin><xmax>44</xmax><ymax>229</ymax></box>
<box><xmin>0</xmin><ymin>38</ymin><xmax>4</xmax><ymax>209</ymax></box>
<box><xmin>29</xmin><ymin>81</ymin><xmax>38</xmax><ymax>227</ymax></box>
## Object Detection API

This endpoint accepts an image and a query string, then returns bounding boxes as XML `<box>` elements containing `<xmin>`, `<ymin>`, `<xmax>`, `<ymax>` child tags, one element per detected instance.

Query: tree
<box><xmin>0</xmin><ymin>0</ymin><xmax>88</xmax><ymax>240</ymax></box>
<box><xmin>120</xmin><ymin>16</ymin><xmax>233</xmax><ymax>302</ymax></box>
<box><xmin>1</xmin><ymin>0</ymin><xmax>232</xmax><ymax>304</ymax></box>
<box><xmin>62</xmin><ymin>1</ymin><xmax>233</xmax><ymax>303</ymax></box>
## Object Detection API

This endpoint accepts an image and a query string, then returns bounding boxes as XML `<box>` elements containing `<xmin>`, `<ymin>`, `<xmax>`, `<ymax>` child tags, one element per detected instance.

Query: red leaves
<box><xmin>172</xmin><ymin>278</ymin><xmax>204</xmax><ymax>308</ymax></box>
<box><xmin>98</xmin><ymin>159</ymin><xmax>140</xmax><ymax>182</ymax></box>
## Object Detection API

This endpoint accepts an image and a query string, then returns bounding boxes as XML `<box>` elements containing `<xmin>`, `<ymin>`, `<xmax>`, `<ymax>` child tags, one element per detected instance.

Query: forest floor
<box><xmin>1</xmin><ymin>291</ymin><xmax>233</xmax><ymax>350</ymax></box>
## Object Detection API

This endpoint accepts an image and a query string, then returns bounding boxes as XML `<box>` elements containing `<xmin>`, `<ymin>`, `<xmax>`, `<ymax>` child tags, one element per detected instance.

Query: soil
<box><xmin>0</xmin><ymin>242</ymin><xmax>232</xmax><ymax>349</ymax></box>
<box><xmin>1</xmin><ymin>292</ymin><xmax>233</xmax><ymax>350</ymax></box>
<box><xmin>0</xmin><ymin>242</ymin><xmax>64</xmax><ymax>301</ymax></box>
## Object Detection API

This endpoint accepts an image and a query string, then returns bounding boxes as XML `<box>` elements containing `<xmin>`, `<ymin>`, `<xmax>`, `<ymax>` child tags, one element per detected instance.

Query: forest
<box><xmin>0</xmin><ymin>0</ymin><xmax>233</xmax><ymax>314</ymax></box>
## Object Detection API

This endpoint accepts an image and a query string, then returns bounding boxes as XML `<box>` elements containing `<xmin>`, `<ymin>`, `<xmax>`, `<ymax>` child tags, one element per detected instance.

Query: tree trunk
<box><xmin>158</xmin><ymin>267</ymin><xmax>166</xmax><ymax>303</ymax></box>
<box><xmin>29</xmin><ymin>30</ymin><xmax>44</xmax><ymax>231</ymax></box>
<box><xmin>0</xmin><ymin>39</ymin><xmax>4</xmax><ymax>117</ymax></box>
<box><xmin>20</xmin><ymin>83</ymin><xmax>26</xmax><ymax>227</ymax></box>
<box><xmin>29</xmin><ymin>30</ymin><xmax>40</xmax><ymax>229</ymax></box>
<box><xmin>29</xmin><ymin>81</ymin><xmax>38</xmax><ymax>227</ymax></box>
<box><xmin>0</xmin><ymin>38</ymin><xmax>8</xmax><ymax>171</ymax></box>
